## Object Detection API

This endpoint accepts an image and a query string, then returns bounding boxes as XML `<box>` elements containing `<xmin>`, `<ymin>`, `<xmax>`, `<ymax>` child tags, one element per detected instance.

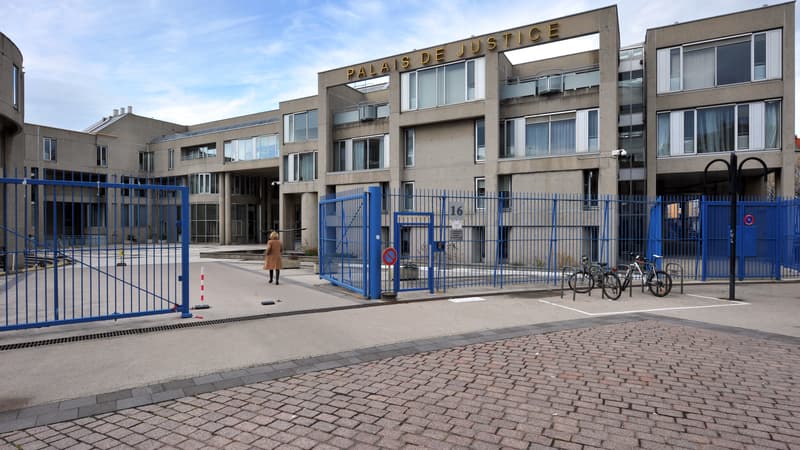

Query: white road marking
<box><xmin>538</xmin><ymin>299</ymin><xmax>749</xmax><ymax>316</ymax></box>
<box><xmin>686</xmin><ymin>294</ymin><xmax>724</xmax><ymax>301</ymax></box>
<box><xmin>449</xmin><ymin>297</ymin><xmax>487</xmax><ymax>303</ymax></box>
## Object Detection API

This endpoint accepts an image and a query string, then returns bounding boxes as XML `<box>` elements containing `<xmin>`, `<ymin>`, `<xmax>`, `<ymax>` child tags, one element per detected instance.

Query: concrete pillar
<box><xmin>300</xmin><ymin>192</ymin><xmax>318</xmax><ymax>251</ymax></box>
<box><xmin>218</xmin><ymin>179</ymin><xmax>225</xmax><ymax>245</ymax></box>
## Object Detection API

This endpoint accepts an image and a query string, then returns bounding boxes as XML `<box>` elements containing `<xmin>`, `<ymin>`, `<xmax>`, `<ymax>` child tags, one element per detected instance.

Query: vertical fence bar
<box><xmin>179</xmin><ymin>186</ymin><xmax>191</xmax><ymax>318</ymax></box>
<box><xmin>547</xmin><ymin>194</ymin><xmax>557</xmax><ymax>285</ymax></box>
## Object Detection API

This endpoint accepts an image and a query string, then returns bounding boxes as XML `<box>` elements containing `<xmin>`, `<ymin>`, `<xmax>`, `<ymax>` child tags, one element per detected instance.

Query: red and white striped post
<box><xmin>194</xmin><ymin>265</ymin><xmax>210</xmax><ymax>310</ymax></box>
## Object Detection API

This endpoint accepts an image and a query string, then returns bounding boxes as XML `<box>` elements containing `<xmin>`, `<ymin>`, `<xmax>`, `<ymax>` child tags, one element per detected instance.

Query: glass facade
<box><xmin>224</xmin><ymin>134</ymin><xmax>279</xmax><ymax>162</ymax></box>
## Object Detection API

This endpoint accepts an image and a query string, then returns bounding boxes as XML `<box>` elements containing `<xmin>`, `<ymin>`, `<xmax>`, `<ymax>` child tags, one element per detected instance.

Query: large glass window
<box><xmin>189</xmin><ymin>173</ymin><xmax>218</xmax><ymax>194</ymax></box>
<box><xmin>333</xmin><ymin>141</ymin><xmax>347</xmax><ymax>172</ymax></box>
<box><xmin>181</xmin><ymin>144</ymin><xmax>216</xmax><ymax>160</ymax></box>
<box><xmin>697</xmin><ymin>106</ymin><xmax>735</xmax><ymax>153</ymax></box>
<box><xmin>283</xmin><ymin>110</ymin><xmax>318</xmax><ymax>143</ymax></box>
<box><xmin>588</xmin><ymin>110</ymin><xmax>599</xmax><ymax>152</ymax></box>
<box><xmin>753</xmin><ymin>33</ymin><xmax>767</xmax><ymax>80</ymax></box>
<box><xmin>683</xmin><ymin>46</ymin><xmax>715</xmax><ymax>90</ymax></box>
<box><xmin>404</xmin><ymin>129</ymin><xmax>415</xmax><ymax>167</ymax></box>
<box><xmin>43</xmin><ymin>137</ymin><xmax>57</xmax><ymax>161</ymax></box>
<box><xmin>475</xmin><ymin>119</ymin><xmax>485</xmax><ymax>161</ymax></box>
<box><xmin>190</xmin><ymin>204</ymin><xmax>219</xmax><ymax>243</ymax></box>
<box><xmin>224</xmin><ymin>135</ymin><xmax>279</xmax><ymax>162</ymax></box>
<box><xmin>402</xmin><ymin>58</ymin><xmax>484</xmax><ymax>111</ymax></box>
<box><xmin>583</xmin><ymin>169</ymin><xmax>598</xmax><ymax>208</ymax></box>
<box><xmin>658</xmin><ymin>100</ymin><xmax>781</xmax><ymax>157</ymax></box>
<box><xmin>332</xmin><ymin>136</ymin><xmax>387</xmax><ymax>172</ymax></box>
<box><xmin>669</xmin><ymin>48</ymin><xmax>681</xmax><ymax>91</ymax></box>
<box><xmin>284</xmin><ymin>151</ymin><xmax>318</xmax><ymax>182</ymax></box>
<box><xmin>520</xmin><ymin>113</ymin><xmax>576</xmax><ymax>156</ymax></box>
<box><xmin>716</xmin><ymin>40</ymin><xmax>751</xmax><ymax>86</ymax></box>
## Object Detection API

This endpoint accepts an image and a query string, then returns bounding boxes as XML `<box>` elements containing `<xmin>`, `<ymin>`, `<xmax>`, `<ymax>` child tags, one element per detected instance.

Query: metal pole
<box><xmin>729</xmin><ymin>152</ymin><xmax>737</xmax><ymax>301</ymax></box>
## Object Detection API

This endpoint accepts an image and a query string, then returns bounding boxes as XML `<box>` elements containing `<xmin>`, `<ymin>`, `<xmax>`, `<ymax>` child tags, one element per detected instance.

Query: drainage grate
<box><xmin>0</xmin><ymin>302</ymin><xmax>382</xmax><ymax>352</ymax></box>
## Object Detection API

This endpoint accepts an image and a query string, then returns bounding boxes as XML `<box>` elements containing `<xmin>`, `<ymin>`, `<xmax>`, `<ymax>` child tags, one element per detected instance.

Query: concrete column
<box><xmin>300</xmin><ymin>192</ymin><xmax>318</xmax><ymax>251</ymax></box>
<box><xmin>218</xmin><ymin>180</ymin><xmax>225</xmax><ymax>245</ymax></box>
<box><xmin>223</xmin><ymin>173</ymin><xmax>232</xmax><ymax>245</ymax></box>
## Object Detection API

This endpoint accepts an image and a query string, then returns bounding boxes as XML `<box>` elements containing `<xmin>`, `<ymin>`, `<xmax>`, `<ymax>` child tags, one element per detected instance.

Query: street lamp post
<box><xmin>703</xmin><ymin>152</ymin><xmax>768</xmax><ymax>301</ymax></box>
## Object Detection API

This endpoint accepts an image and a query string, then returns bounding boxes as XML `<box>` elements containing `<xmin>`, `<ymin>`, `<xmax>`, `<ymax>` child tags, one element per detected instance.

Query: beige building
<box><xmin>0</xmin><ymin>3</ymin><xmax>795</xmax><ymax>253</ymax></box>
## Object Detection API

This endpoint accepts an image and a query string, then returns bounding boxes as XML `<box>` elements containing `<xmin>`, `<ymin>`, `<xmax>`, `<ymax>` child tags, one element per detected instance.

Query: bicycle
<box><xmin>568</xmin><ymin>255</ymin><xmax>622</xmax><ymax>300</ymax></box>
<box><xmin>618</xmin><ymin>253</ymin><xmax>672</xmax><ymax>297</ymax></box>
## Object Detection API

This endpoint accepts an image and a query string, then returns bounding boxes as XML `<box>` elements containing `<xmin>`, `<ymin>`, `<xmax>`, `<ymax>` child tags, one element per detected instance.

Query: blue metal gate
<box><xmin>318</xmin><ymin>187</ymin><xmax>381</xmax><ymax>298</ymax></box>
<box><xmin>393</xmin><ymin>212</ymin><xmax>434</xmax><ymax>294</ymax></box>
<box><xmin>702</xmin><ymin>199</ymin><xmax>781</xmax><ymax>280</ymax></box>
<box><xmin>0</xmin><ymin>173</ymin><xmax>191</xmax><ymax>331</ymax></box>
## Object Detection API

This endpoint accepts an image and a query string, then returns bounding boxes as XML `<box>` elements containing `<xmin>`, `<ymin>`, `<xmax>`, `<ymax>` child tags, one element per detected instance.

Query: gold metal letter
<box><xmin>487</xmin><ymin>37</ymin><xmax>497</xmax><ymax>50</ymax></box>
<box><xmin>381</xmin><ymin>62</ymin><xmax>390</xmax><ymax>73</ymax></box>
<box><xmin>421</xmin><ymin>51</ymin><xmax>431</xmax><ymax>65</ymax></box>
<box><xmin>457</xmin><ymin>43</ymin><xmax>465</xmax><ymax>58</ymax></box>
<box><xmin>471</xmin><ymin>39</ymin><xmax>481</xmax><ymax>54</ymax></box>
<box><xmin>369</xmin><ymin>64</ymin><xmax>377</xmax><ymax>76</ymax></box>
<box><xmin>503</xmin><ymin>33</ymin><xmax>512</xmax><ymax>47</ymax></box>
<box><xmin>358</xmin><ymin>67</ymin><xmax>367</xmax><ymax>78</ymax></box>
<box><xmin>518</xmin><ymin>31</ymin><xmax>522</xmax><ymax>45</ymax></box>
<box><xmin>529</xmin><ymin>27</ymin><xmax>541</xmax><ymax>42</ymax></box>
<box><xmin>346</xmin><ymin>68</ymin><xmax>355</xmax><ymax>80</ymax></box>
<box><xmin>435</xmin><ymin>47</ymin><xmax>445</xmax><ymax>62</ymax></box>
<box><xmin>401</xmin><ymin>56</ymin><xmax>411</xmax><ymax>68</ymax></box>
<box><xmin>549</xmin><ymin>22</ymin><xmax>559</xmax><ymax>39</ymax></box>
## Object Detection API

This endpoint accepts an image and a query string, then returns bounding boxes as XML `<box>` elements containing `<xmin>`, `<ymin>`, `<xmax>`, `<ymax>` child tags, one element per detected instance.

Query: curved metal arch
<box><xmin>703</xmin><ymin>158</ymin><xmax>731</xmax><ymax>190</ymax></box>
<box><xmin>738</xmin><ymin>156</ymin><xmax>769</xmax><ymax>181</ymax></box>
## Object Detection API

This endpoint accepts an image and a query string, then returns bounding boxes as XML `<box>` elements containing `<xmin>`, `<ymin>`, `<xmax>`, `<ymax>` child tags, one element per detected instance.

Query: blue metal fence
<box><xmin>0</xmin><ymin>169</ymin><xmax>191</xmax><ymax>331</ymax></box>
<box><xmin>376</xmin><ymin>190</ymin><xmax>798</xmax><ymax>294</ymax></box>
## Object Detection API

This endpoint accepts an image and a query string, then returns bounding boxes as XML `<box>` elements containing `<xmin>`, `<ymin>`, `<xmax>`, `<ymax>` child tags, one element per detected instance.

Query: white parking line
<box><xmin>449</xmin><ymin>297</ymin><xmax>486</xmax><ymax>303</ymax></box>
<box><xmin>538</xmin><ymin>299</ymin><xmax>750</xmax><ymax>316</ymax></box>
<box><xmin>686</xmin><ymin>294</ymin><xmax>723</xmax><ymax>301</ymax></box>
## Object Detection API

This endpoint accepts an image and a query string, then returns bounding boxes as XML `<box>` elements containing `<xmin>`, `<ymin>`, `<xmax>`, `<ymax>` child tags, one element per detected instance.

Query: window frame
<box><xmin>401</xmin><ymin>181</ymin><xmax>415</xmax><ymax>211</ymax></box>
<box><xmin>582</xmin><ymin>169</ymin><xmax>599</xmax><ymax>209</ymax></box>
<box><xmin>43</xmin><ymin>137</ymin><xmax>57</xmax><ymax>161</ymax></box>
<box><xmin>283</xmin><ymin>110</ymin><xmax>319</xmax><ymax>143</ymax></box>
<box><xmin>402</xmin><ymin>57</ymin><xmax>484</xmax><ymax>111</ymax></box>
<box><xmin>474</xmin><ymin>177</ymin><xmax>486</xmax><ymax>210</ymax></box>
<box><xmin>96</xmin><ymin>145</ymin><xmax>107</xmax><ymax>167</ymax></box>
<box><xmin>404</xmin><ymin>128</ymin><xmax>415</xmax><ymax>167</ymax></box>
<box><xmin>12</xmin><ymin>64</ymin><xmax>19</xmax><ymax>109</ymax></box>
<box><xmin>498</xmin><ymin>175</ymin><xmax>512</xmax><ymax>210</ymax></box>
<box><xmin>475</xmin><ymin>119</ymin><xmax>485</xmax><ymax>162</ymax></box>
<box><xmin>138</xmin><ymin>151</ymin><xmax>154</xmax><ymax>173</ymax></box>
<box><xmin>168</xmin><ymin>148</ymin><xmax>175</xmax><ymax>170</ymax></box>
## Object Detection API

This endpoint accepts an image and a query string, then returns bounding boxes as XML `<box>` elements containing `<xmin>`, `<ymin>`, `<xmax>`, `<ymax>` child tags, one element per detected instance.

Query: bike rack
<box><xmin>560</xmin><ymin>266</ymin><xmax>579</xmax><ymax>301</ymax></box>
<box><xmin>666</xmin><ymin>262</ymin><xmax>684</xmax><ymax>294</ymax></box>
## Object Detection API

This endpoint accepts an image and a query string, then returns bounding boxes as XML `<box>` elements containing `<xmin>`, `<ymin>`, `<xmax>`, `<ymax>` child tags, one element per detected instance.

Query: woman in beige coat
<box><xmin>263</xmin><ymin>231</ymin><xmax>283</xmax><ymax>285</ymax></box>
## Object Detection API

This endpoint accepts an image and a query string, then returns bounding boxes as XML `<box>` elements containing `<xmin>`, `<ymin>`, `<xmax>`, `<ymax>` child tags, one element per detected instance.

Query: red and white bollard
<box><xmin>194</xmin><ymin>265</ymin><xmax>210</xmax><ymax>310</ymax></box>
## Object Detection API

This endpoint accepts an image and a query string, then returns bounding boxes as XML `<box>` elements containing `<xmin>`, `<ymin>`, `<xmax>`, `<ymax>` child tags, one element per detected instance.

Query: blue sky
<box><xmin>1</xmin><ymin>0</ymin><xmax>796</xmax><ymax>131</ymax></box>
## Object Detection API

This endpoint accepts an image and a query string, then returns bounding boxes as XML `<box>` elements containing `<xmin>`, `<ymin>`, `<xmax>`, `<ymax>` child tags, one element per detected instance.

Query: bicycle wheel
<box><xmin>568</xmin><ymin>271</ymin><xmax>593</xmax><ymax>293</ymax></box>
<box><xmin>602</xmin><ymin>272</ymin><xmax>622</xmax><ymax>300</ymax></box>
<box><xmin>648</xmin><ymin>270</ymin><xmax>672</xmax><ymax>297</ymax></box>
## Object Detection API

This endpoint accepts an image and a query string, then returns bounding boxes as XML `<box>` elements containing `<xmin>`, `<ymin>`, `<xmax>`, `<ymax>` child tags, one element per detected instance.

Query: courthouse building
<box><xmin>0</xmin><ymin>2</ymin><xmax>794</xmax><ymax>251</ymax></box>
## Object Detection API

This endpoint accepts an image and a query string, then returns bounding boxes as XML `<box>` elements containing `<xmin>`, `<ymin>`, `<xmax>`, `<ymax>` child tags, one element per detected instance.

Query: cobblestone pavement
<box><xmin>2</xmin><ymin>319</ymin><xmax>799</xmax><ymax>449</ymax></box>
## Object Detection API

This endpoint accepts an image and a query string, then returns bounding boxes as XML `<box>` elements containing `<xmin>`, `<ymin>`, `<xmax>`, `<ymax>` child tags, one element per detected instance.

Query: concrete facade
<box><xmin>0</xmin><ymin>3</ymin><xmax>795</xmax><ymax>250</ymax></box>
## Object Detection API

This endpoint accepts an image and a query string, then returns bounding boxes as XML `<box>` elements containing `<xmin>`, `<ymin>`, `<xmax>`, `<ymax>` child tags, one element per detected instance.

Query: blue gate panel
<box><xmin>1</xmin><ymin>172</ymin><xmax>191</xmax><ymax>331</ymax></box>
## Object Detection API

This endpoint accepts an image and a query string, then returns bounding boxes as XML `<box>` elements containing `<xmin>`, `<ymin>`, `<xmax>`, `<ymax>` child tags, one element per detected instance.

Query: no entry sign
<box><xmin>743</xmin><ymin>213</ymin><xmax>755</xmax><ymax>226</ymax></box>
<box><xmin>382</xmin><ymin>247</ymin><xmax>398</xmax><ymax>266</ymax></box>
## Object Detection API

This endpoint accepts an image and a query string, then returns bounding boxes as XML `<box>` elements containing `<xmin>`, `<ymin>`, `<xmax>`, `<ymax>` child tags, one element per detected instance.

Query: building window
<box><xmin>190</xmin><ymin>204</ymin><xmax>219</xmax><ymax>243</ymax></box>
<box><xmin>657</xmin><ymin>100</ymin><xmax>781</xmax><ymax>157</ymax></box>
<box><xmin>402</xmin><ymin>182</ymin><xmax>414</xmax><ymax>211</ymax></box>
<box><xmin>283</xmin><ymin>110</ymin><xmax>318</xmax><ymax>143</ymax></box>
<box><xmin>404</xmin><ymin>128</ymin><xmax>415</xmax><ymax>167</ymax></box>
<box><xmin>332</xmin><ymin>136</ymin><xmax>387</xmax><ymax>172</ymax></box>
<box><xmin>583</xmin><ymin>169</ymin><xmax>598</xmax><ymax>208</ymax></box>
<box><xmin>475</xmin><ymin>177</ymin><xmax>486</xmax><ymax>210</ymax></box>
<box><xmin>168</xmin><ymin>148</ymin><xmax>174</xmax><ymax>170</ymax></box>
<box><xmin>475</xmin><ymin>119</ymin><xmax>485</xmax><ymax>161</ymax></box>
<box><xmin>139</xmin><ymin>151</ymin><xmax>154</xmax><ymax>172</ymax></box>
<box><xmin>498</xmin><ymin>175</ymin><xmax>511</xmax><ymax>210</ymax></box>
<box><xmin>657</xmin><ymin>29</ymin><xmax>782</xmax><ymax>94</ymax></box>
<box><xmin>502</xmin><ymin>109</ymin><xmax>598</xmax><ymax>159</ymax></box>
<box><xmin>189</xmin><ymin>173</ymin><xmax>218</xmax><ymax>194</ymax></box>
<box><xmin>224</xmin><ymin>134</ymin><xmax>279</xmax><ymax>162</ymax></box>
<box><xmin>43</xmin><ymin>137</ymin><xmax>57</xmax><ymax>161</ymax></box>
<box><xmin>12</xmin><ymin>65</ymin><xmax>19</xmax><ymax>109</ymax></box>
<box><xmin>284</xmin><ymin>151</ymin><xmax>318</xmax><ymax>182</ymax></box>
<box><xmin>122</xmin><ymin>204</ymin><xmax>147</xmax><ymax>227</ymax></box>
<box><xmin>96</xmin><ymin>145</ymin><xmax>107</xmax><ymax>167</ymax></box>
<box><xmin>381</xmin><ymin>182</ymin><xmax>390</xmax><ymax>213</ymax></box>
<box><xmin>401</xmin><ymin>57</ymin><xmax>485</xmax><ymax>111</ymax></box>
<box><xmin>181</xmin><ymin>143</ymin><xmax>216</xmax><ymax>160</ymax></box>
